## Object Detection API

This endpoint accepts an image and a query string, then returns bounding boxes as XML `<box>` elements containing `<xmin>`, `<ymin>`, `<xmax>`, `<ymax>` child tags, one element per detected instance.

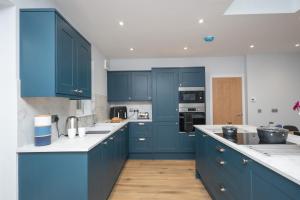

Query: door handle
<box><xmin>138</xmin><ymin>123</ymin><xmax>145</xmax><ymax>126</ymax></box>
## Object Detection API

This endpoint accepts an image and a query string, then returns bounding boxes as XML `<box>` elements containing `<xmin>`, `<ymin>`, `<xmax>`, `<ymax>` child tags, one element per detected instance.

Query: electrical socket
<box><xmin>51</xmin><ymin>115</ymin><xmax>59</xmax><ymax>123</ymax></box>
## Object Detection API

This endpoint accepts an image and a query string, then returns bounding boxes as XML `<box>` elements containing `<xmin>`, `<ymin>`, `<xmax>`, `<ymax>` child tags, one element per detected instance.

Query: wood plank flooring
<box><xmin>109</xmin><ymin>160</ymin><xmax>211</xmax><ymax>200</ymax></box>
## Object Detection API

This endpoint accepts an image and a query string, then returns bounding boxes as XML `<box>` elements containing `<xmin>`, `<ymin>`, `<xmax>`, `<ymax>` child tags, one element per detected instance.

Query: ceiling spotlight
<box><xmin>250</xmin><ymin>44</ymin><xmax>255</xmax><ymax>48</ymax></box>
<box><xmin>130</xmin><ymin>48</ymin><xmax>134</xmax><ymax>51</ymax></box>
<box><xmin>198</xmin><ymin>18</ymin><xmax>204</xmax><ymax>24</ymax></box>
<box><xmin>119</xmin><ymin>21</ymin><xmax>124</xmax><ymax>26</ymax></box>
<box><xmin>184</xmin><ymin>47</ymin><xmax>188</xmax><ymax>50</ymax></box>
<box><xmin>295</xmin><ymin>43</ymin><xmax>300</xmax><ymax>47</ymax></box>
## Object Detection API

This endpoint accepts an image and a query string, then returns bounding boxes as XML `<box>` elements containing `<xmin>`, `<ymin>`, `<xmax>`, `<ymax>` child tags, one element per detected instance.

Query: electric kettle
<box><xmin>65</xmin><ymin>116</ymin><xmax>79</xmax><ymax>135</ymax></box>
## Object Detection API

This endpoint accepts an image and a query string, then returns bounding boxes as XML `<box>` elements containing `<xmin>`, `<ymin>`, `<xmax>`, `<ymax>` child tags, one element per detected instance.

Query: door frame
<box><xmin>209</xmin><ymin>75</ymin><xmax>247</xmax><ymax>125</ymax></box>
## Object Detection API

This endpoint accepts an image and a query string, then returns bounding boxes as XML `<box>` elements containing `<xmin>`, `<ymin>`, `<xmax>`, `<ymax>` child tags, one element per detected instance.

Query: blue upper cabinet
<box><xmin>107</xmin><ymin>71</ymin><xmax>151</xmax><ymax>101</ymax></box>
<box><xmin>20</xmin><ymin>9</ymin><xmax>91</xmax><ymax>99</ymax></box>
<box><xmin>107</xmin><ymin>72</ymin><xmax>131</xmax><ymax>101</ymax></box>
<box><xmin>152</xmin><ymin>68</ymin><xmax>179</xmax><ymax>122</ymax></box>
<box><xmin>179</xmin><ymin>67</ymin><xmax>205</xmax><ymax>87</ymax></box>
<box><xmin>131</xmin><ymin>72</ymin><xmax>152</xmax><ymax>101</ymax></box>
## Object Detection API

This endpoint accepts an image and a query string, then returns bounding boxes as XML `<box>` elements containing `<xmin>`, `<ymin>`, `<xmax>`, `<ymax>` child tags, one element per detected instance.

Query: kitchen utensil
<box><xmin>67</xmin><ymin>128</ymin><xmax>76</xmax><ymax>139</ymax></box>
<box><xmin>78</xmin><ymin>127</ymin><xmax>86</xmax><ymax>137</ymax></box>
<box><xmin>65</xmin><ymin>116</ymin><xmax>79</xmax><ymax>135</ymax></box>
<box><xmin>257</xmin><ymin>127</ymin><xmax>289</xmax><ymax>144</ymax></box>
<box><xmin>222</xmin><ymin>126</ymin><xmax>238</xmax><ymax>138</ymax></box>
<box><xmin>34</xmin><ymin>115</ymin><xmax>52</xmax><ymax>146</ymax></box>
<box><xmin>137</xmin><ymin>112</ymin><xmax>150</xmax><ymax>119</ymax></box>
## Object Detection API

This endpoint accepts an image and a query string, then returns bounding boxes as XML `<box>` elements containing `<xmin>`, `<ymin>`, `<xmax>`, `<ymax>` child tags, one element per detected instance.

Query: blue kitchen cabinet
<box><xmin>179</xmin><ymin>67</ymin><xmax>205</xmax><ymax>87</ymax></box>
<box><xmin>153</xmin><ymin>122</ymin><xmax>178</xmax><ymax>152</ymax></box>
<box><xmin>107</xmin><ymin>72</ymin><xmax>131</xmax><ymax>101</ymax></box>
<box><xmin>152</xmin><ymin>68</ymin><xmax>179</xmax><ymax>122</ymax></box>
<box><xmin>195</xmin><ymin>130</ymin><xmax>208</xmax><ymax>181</ymax></box>
<box><xmin>251</xmin><ymin>161</ymin><xmax>300</xmax><ymax>200</ymax></box>
<box><xmin>19</xmin><ymin>126</ymin><xmax>129</xmax><ymax>200</ymax></box>
<box><xmin>177</xmin><ymin>133</ymin><xmax>195</xmax><ymax>153</ymax></box>
<box><xmin>129</xmin><ymin>122</ymin><xmax>153</xmax><ymax>154</ymax></box>
<box><xmin>76</xmin><ymin>35</ymin><xmax>92</xmax><ymax>97</ymax></box>
<box><xmin>195</xmin><ymin>131</ymin><xmax>300</xmax><ymax>200</ymax></box>
<box><xmin>20</xmin><ymin>9</ymin><xmax>91</xmax><ymax>99</ymax></box>
<box><xmin>131</xmin><ymin>71</ymin><xmax>152</xmax><ymax>101</ymax></box>
<box><xmin>107</xmin><ymin>71</ymin><xmax>151</xmax><ymax>101</ymax></box>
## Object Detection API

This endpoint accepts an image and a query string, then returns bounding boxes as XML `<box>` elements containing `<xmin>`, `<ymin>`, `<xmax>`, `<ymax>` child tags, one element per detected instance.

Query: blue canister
<box><xmin>34</xmin><ymin>115</ymin><xmax>52</xmax><ymax>146</ymax></box>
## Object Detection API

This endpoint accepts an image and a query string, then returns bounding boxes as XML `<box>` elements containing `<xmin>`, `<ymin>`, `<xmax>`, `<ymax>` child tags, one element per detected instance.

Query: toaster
<box><xmin>109</xmin><ymin>106</ymin><xmax>127</xmax><ymax>119</ymax></box>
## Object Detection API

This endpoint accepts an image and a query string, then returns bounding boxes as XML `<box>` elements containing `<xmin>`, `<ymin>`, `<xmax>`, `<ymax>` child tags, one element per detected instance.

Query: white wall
<box><xmin>92</xmin><ymin>46</ymin><xmax>107</xmax><ymax>96</ymax></box>
<box><xmin>110</xmin><ymin>56</ymin><xmax>247</xmax><ymax>124</ymax></box>
<box><xmin>0</xmin><ymin>4</ymin><xmax>18</xmax><ymax>200</ymax></box>
<box><xmin>247</xmin><ymin>53</ymin><xmax>300</xmax><ymax>127</ymax></box>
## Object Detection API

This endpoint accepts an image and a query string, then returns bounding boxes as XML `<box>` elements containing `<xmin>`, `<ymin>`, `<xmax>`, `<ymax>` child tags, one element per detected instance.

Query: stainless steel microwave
<box><xmin>178</xmin><ymin>87</ymin><xmax>205</xmax><ymax>104</ymax></box>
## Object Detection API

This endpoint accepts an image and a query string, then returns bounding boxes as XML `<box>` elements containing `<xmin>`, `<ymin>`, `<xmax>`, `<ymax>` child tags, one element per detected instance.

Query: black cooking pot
<box><xmin>257</xmin><ymin>127</ymin><xmax>289</xmax><ymax>144</ymax></box>
<box><xmin>222</xmin><ymin>126</ymin><xmax>238</xmax><ymax>138</ymax></box>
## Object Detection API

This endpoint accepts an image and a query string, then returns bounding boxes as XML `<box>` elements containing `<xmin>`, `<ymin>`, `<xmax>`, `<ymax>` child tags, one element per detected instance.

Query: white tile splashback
<box><xmin>109</xmin><ymin>101</ymin><xmax>152</xmax><ymax>120</ymax></box>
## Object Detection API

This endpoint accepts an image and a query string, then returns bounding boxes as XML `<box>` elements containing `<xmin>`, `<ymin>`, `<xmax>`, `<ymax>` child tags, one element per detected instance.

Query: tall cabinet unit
<box><xmin>20</xmin><ymin>9</ymin><xmax>91</xmax><ymax>99</ymax></box>
<box><xmin>152</xmin><ymin>68</ymin><xmax>180</xmax><ymax>156</ymax></box>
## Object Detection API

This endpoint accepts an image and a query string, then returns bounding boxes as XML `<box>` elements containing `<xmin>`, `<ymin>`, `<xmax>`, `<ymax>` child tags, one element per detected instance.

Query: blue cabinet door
<box><xmin>76</xmin><ymin>35</ymin><xmax>91</xmax><ymax>98</ymax></box>
<box><xmin>56</xmin><ymin>13</ymin><xmax>77</xmax><ymax>96</ymax></box>
<box><xmin>131</xmin><ymin>71</ymin><xmax>152</xmax><ymax>101</ymax></box>
<box><xmin>179</xmin><ymin>67</ymin><xmax>205</xmax><ymax>87</ymax></box>
<box><xmin>152</xmin><ymin>68</ymin><xmax>179</xmax><ymax>122</ymax></box>
<box><xmin>177</xmin><ymin>133</ymin><xmax>195</xmax><ymax>153</ymax></box>
<box><xmin>153</xmin><ymin>122</ymin><xmax>178</xmax><ymax>152</ymax></box>
<box><xmin>88</xmin><ymin>145</ymin><xmax>103</xmax><ymax>200</ymax></box>
<box><xmin>195</xmin><ymin>130</ymin><xmax>208</xmax><ymax>180</ymax></box>
<box><xmin>107</xmin><ymin>71</ymin><xmax>131</xmax><ymax>101</ymax></box>
<box><xmin>251</xmin><ymin>161</ymin><xmax>300</xmax><ymax>200</ymax></box>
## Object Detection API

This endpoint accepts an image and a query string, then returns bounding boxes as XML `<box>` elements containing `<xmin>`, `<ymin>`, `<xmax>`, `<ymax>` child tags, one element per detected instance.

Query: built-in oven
<box><xmin>179</xmin><ymin>87</ymin><xmax>205</xmax><ymax>104</ymax></box>
<box><xmin>179</xmin><ymin>104</ymin><xmax>206</xmax><ymax>133</ymax></box>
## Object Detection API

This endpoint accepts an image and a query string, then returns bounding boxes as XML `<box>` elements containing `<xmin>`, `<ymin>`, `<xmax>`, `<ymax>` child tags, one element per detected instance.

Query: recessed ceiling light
<box><xmin>295</xmin><ymin>43</ymin><xmax>300</xmax><ymax>47</ymax></box>
<box><xmin>184</xmin><ymin>47</ymin><xmax>188</xmax><ymax>50</ymax></box>
<box><xmin>198</xmin><ymin>18</ymin><xmax>204</xmax><ymax>24</ymax></box>
<box><xmin>119</xmin><ymin>21</ymin><xmax>124</xmax><ymax>26</ymax></box>
<box><xmin>129</xmin><ymin>48</ymin><xmax>134</xmax><ymax>51</ymax></box>
<box><xmin>250</xmin><ymin>44</ymin><xmax>255</xmax><ymax>48</ymax></box>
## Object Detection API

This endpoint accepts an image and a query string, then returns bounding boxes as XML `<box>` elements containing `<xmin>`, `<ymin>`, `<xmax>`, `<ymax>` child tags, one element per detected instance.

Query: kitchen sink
<box><xmin>247</xmin><ymin>144</ymin><xmax>300</xmax><ymax>156</ymax></box>
<box><xmin>86</xmin><ymin>130</ymin><xmax>111</xmax><ymax>134</ymax></box>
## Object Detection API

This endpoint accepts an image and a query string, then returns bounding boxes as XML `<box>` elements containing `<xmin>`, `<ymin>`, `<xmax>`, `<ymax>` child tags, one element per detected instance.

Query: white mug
<box><xmin>78</xmin><ymin>127</ymin><xmax>86</xmax><ymax>138</ymax></box>
<box><xmin>68</xmin><ymin>128</ymin><xmax>77</xmax><ymax>139</ymax></box>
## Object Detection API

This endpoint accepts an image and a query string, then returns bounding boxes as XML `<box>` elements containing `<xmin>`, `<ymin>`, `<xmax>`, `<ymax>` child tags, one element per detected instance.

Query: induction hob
<box><xmin>214</xmin><ymin>132</ymin><xmax>294</xmax><ymax>145</ymax></box>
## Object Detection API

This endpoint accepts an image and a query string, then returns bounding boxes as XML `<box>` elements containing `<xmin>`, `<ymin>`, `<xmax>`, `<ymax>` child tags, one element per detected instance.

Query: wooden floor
<box><xmin>109</xmin><ymin>160</ymin><xmax>212</xmax><ymax>200</ymax></box>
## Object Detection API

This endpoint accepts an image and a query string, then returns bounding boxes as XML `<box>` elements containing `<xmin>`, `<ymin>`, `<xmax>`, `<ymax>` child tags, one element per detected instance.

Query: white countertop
<box><xmin>195</xmin><ymin>125</ymin><xmax>300</xmax><ymax>186</ymax></box>
<box><xmin>17</xmin><ymin>121</ymin><xmax>129</xmax><ymax>153</ymax></box>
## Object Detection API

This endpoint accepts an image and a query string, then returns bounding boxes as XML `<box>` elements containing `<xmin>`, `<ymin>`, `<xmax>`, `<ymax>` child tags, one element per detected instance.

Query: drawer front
<box><xmin>130</xmin><ymin>122</ymin><xmax>152</xmax><ymax>138</ymax></box>
<box><xmin>129</xmin><ymin>137</ymin><xmax>153</xmax><ymax>153</ymax></box>
<box><xmin>206</xmin><ymin>136</ymin><xmax>246</xmax><ymax>170</ymax></box>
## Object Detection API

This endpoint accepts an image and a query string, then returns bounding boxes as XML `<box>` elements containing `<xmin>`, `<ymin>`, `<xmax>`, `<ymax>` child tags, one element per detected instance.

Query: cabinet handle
<box><xmin>242</xmin><ymin>158</ymin><xmax>249</xmax><ymax>165</ymax></box>
<box><xmin>109</xmin><ymin>137</ymin><xmax>114</xmax><ymax>140</ymax></box>
<box><xmin>148</xmin><ymin>96</ymin><xmax>151</xmax><ymax>100</ymax></box>
<box><xmin>128</xmin><ymin>97</ymin><xmax>132</xmax><ymax>100</ymax></box>
<box><xmin>202</xmin><ymin>134</ymin><xmax>207</xmax><ymax>138</ymax></box>
<box><xmin>78</xmin><ymin>90</ymin><xmax>83</xmax><ymax>94</ymax></box>
<box><xmin>189</xmin><ymin>134</ymin><xmax>195</xmax><ymax>137</ymax></box>
<box><xmin>216</xmin><ymin>146</ymin><xmax>226</xmax><ymax>153</ymax></box>
<box><xmin>175</xmin><ymin>122</ymin><xmax>178</xmax><ymax>125</ymax></box>
<box><xmin>72</xmin><ymin>89</ymin><xmax>79</xmax><ymax>93</ymax></box>
<box><xmin>220</xmin><ymin>186</ymin><xmax>226</xmax><ymax>192</ymax></box>
<box><xmin>120</xmin><ymin>129</ymin><xmax>124</xmax><ymax>131</ymax></box>
<box><xmin>138</xmin><ymin>138</ymin><xmax>146</xmax><ymax>141</ymax></box>
<box><xmin>176</xmin><ymin>108</ymin><xmax>178</xmax><ymax>111</ymax></box>
<box><xmin>103</xmin><ymin>141</ymin><xmax>108</xmax><ymax>145</ymax></box>
<box><xmin>179</xmin><ymin>83</ymin><xmax>182</xmax><ymax>86</ymax></box>
<box><xmin>138</xmin><ymin>123</ymin><xmax>145</xmax><ymax>126</ymax></box>
<box><xmin>218</xmin><ymin>160</ymin><xmax>226</xmax><ymax>166</ymax></box>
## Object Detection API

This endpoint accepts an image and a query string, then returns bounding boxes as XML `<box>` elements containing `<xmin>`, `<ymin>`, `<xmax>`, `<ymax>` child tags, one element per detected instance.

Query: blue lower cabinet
<box><xmin>177</xmin><ymin>132</ymin><xmax>195</xmax><ymax>153</ymax></box>
<box><xmin>19</xmin><ymin>126</ymin><xmax>129</xmax><ymax>200</ymax></box>
<box><xmin>153</xmin><ymin>122</ymin><xmax>178</xmax><ymax>153</ymax></box>
<box><xmin>130</xmin><ymin>137</ymin><xmax>153</xmax><ymax>153</ymax></box>
<box><xmin>251</xmin><ymin>161</ymin><xmax>300</xmax><ymax>200</ymax></box>
<box><xmin>195</xmin><ymin>131</ymin><xmax>300</xmax><ymax>200</ymax></box>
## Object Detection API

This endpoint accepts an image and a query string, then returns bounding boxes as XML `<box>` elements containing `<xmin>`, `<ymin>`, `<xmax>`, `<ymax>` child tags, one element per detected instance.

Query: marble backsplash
<box><xmin>109</xmin><ymin>101</ymin><xmax>152</xmax><ymax>120</ymax></box>
<box><xmin>17</xmin><ymin>94</ymin><xmax>109</xmax><ymax>147</ymax></box>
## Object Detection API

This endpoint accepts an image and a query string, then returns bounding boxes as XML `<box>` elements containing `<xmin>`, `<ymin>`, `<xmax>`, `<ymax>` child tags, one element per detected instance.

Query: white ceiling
<box><xmin>54</xmin><ymin>0</ymin><xmax>300</xmax><ymax>58</ymax></box>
